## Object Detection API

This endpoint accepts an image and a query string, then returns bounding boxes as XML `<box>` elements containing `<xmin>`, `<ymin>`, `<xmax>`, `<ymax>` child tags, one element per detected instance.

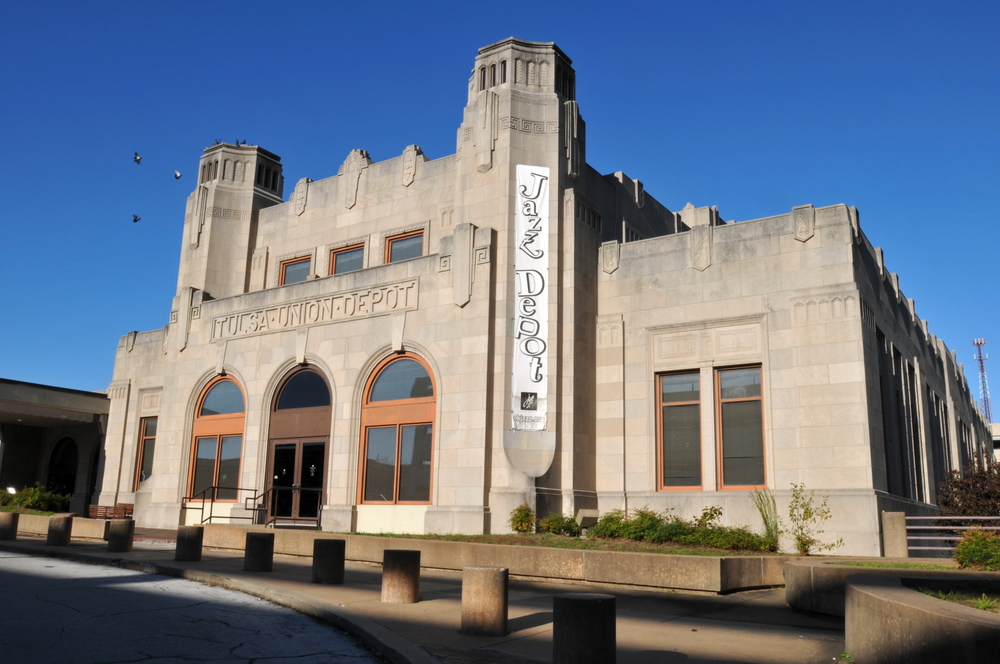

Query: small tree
<box><xmin>937</xmin><ymin>462</ymin><xmax>1000</xmax><ymax>521</ymax></box>
<box><xmin>787</xmin><ymin>483</ymin><xmax>842</xmax><ymax>555</ymax></box>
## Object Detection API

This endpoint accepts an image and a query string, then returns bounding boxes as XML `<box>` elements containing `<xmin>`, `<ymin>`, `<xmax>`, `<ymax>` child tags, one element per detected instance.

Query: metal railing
<box><xmin>905</xmin><ymin>515</ymin><xmax>1000</xmax><ymax>553</ymax></box>
<box><xmin>181</xmin><ymin>485</ymin><xmax>321</xmax><ymax>528</ymax></box>
<box><xmin>182</xmin><ymin>485</ymin><xmax>264</xmax><ymax>525</ymax></box>
<box><xmin>254</xmin><ymin>486</ymin><xmax>322</xmax><ymax>528</ymax></box>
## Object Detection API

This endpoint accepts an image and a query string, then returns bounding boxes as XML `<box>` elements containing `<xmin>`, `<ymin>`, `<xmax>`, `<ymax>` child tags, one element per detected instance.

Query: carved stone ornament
<box><xmin>293</xmin><ymin>178</ymin><xmax>312</xmax><ymax>216</ymax></box>
<box><xmin>475</xmin><ymin>91</ymin><xmax>498</xmax><ymax>173</ymax></box>
<box><xmin>126</xmin><ymin>331</ymin><xmax>137</xmax><ymax>352</ymax></box>
<box><xmin>401</xmin><ymin>145</ymin><xmax>423</xmax><ymax>187</ymax></box>
<box><xmin>601</xmin><ymin>241</ymin><xmax>620</xmax><ymax>274</ymax></box>
<box><xmin>563</xmin><ymin>100</ymin><xmax>580</xmax><ymax>181</ymax></box>
<box><xmin>339</xmin><ymin>149</ymin><xmax>371</xmax><ymax>209</ymax></box>
<box><xmin>691</xmin><ymin>224</ymin><xmax>712</xmax><ymax>271</ymax></box>
<box><xmin>793</xmin><ymin>204</ymin><xmax>815</xmax><ymax>243</ymax></box>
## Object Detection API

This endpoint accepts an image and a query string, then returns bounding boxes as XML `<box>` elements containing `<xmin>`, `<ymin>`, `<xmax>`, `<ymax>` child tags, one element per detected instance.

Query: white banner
<box><xmin>511</xmin><ymin>165</ymin><xmax>550</xmax><ymax>431</ymax></box>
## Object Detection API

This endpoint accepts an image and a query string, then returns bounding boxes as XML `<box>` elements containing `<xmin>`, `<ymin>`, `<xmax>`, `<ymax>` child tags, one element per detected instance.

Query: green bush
<box><xmin>538</xmin><ymin>512</ymin><xmax>581</xmax><ymax>537</ymax></box>
<box><xmin>591</xmin><ymin>509</ymin><xmax>628</xmax><ymax>538</ymax></box>
<box><xmin>954</xmin><ymin>529</ymin><xmax>1000</xmax><ymax>571</ymax></box>
<box><xmin>508</xmin><ymin>502</ymin><xmax>536</xmax><ymax>533</ymax></box>
<box><xmin>0</xmin><ymin>484</ymin><xmax>71</xmax><ymax>512</ymax></box>
<box><xmin>590</xmin><ymin>505</ymin><xmax>772</xmax><ymax>552</ymax></box>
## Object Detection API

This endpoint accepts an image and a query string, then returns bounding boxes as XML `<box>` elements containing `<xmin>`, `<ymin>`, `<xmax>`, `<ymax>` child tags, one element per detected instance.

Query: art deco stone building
<box><xmin>96</xmin><ymin>38</ymin><xmax>991</xmax><ymax>555</ymax></box>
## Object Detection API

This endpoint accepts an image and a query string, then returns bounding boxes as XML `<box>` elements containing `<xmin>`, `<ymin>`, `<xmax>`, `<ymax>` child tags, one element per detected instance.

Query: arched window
<box><xmin>490</xmin><ymin>64</ymin><xmax>496</xmax><ymax>87</ymax></box>
<box><xmin>500</xmin><ymin>60</ymin><xmax>507</xmax><ymax>84</ymax></box>
<box><xmin>268</xmin><ymin>368</ymin><xmax>332</xmax><ymax>521</ymax></box>
<box><xmin>189</xmin><ymin>377</ymin><xmax>245</xmax><ymax>501</ymax></box>
<box><xmin>479</xmin><ymin>67</ymin><xmax>486</xmax><ymax>91</ymax></box>
<box><xmin>47</xmin><ymin>438</ymin><xmax>78</xmax><ymax>496</ymax></box>
<box><xmin>359</xmin><ymin>354</ymin><xmax>435</xmax><ymax>504</ymax></box>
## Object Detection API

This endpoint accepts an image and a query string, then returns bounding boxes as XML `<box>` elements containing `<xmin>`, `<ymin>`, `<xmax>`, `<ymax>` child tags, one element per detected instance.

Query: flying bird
<box><xmin>133</xmin><ymin>215</ymin><xmax>140</xmax><ymax>223</ymax></box>
<box><xmin>174</xmin><ymin>170</ymin><xmax>182</xmax><ymax>179</ymax></box>
<box><xmin>134</xmin><ymin>152</ymin><xmax>142</xmax><ymax>165</ymax></box>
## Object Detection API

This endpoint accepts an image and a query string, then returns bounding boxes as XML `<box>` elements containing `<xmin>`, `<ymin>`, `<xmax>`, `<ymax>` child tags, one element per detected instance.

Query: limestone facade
<box><xmin>96</xmin><ymin>38</ymin><xmax>991</xmax><ymax>555</ymax></box>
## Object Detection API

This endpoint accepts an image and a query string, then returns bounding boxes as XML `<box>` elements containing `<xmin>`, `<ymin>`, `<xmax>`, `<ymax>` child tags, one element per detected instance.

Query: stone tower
<box><xmin>455</xmin><ymin>39</ymin><xmax>597</xmax><ymax>523</ymax></box>
<box><xmin>175</xmin><ymin>143</ymin><xmax>284</xmax><ymax>303</ymax></box>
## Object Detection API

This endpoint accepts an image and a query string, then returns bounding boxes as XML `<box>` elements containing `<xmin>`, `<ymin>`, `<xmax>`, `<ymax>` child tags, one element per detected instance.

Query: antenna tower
<box><xmin>974</xmin><ymin>338</ymin><xmax>993</xmax><ymax>423</ymax></box>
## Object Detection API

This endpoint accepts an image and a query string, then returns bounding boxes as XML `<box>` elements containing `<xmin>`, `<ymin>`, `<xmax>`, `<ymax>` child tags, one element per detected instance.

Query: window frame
<box><xmin>715</xmin><ymin>364</ymin><xmax>766</xmax><ymax>490</ymax></box>
<box><xmin>655</xmin><ymin>371</ymin><xmax>703</xmax><ymax>491</ymax></box>
<box><xmin>279</xmin><ymin>256</ymin><xmax>312</xmax><ymax>286</ymax></box>
<box><xmin>187</xmin><ymin>377</ymin><xmax>246</xmax><ymax>502</ymax></box>
<box><xmin>358</xmin><ymin>353</ymin><xmax>436</xmax><ymax>505</ymax></box>
<box><xmin>329</xmin><ymin>243</ymin><xmax>365</xmax><ymax>276</ymax></box>
<box><xmin>384</xmin><ymin>230</ymin><xmax>424</xmax><ymax>264</ymax></box>
<box><xmin>134</xmin><ymin>417</ymin><xmax>157</xmax><ymax>491</ymax></box>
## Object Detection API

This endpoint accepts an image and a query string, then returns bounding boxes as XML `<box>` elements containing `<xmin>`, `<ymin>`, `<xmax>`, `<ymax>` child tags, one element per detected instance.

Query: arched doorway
<box><xmin>266</xmin><ymin>368</ymin><xmax>332</xmax><ymax>524</ymax></box>
<box><xmin>359</xmin><ymin>354</ymin><xmax>435</xmax><ymax>504</ymax></box>
<box><xmin>47</xmin><ymin>438</ymin><xmax>78</xmax><ymax>496</ymax></box>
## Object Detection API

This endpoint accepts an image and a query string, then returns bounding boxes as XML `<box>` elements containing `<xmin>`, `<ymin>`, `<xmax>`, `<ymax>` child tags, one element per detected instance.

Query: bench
<box><xmin>88</xmin><ymin>503</ymin><xmax>134</xmax><ymax>520</ymax></box>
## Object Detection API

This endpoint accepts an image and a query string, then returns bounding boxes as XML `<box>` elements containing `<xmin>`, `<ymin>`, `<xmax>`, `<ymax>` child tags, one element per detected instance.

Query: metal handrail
<box><xmin>256</xmin><ymin>485</ymin><xmax>322</xmax><ymax>528</ymax></box>
<box><xmin>181</xmin><ymin>484</ymin><xmax>323</xmax><ymax>527</ymax></box>
<box><xmin>904</xmin><ymin>515</ymin><xmax>1000</xmax><ymax>552</ymax></box>
<box><xmin>181</xmin><ymin>485</ymin><xmax>263</xmax><ymax>525</ymax></box>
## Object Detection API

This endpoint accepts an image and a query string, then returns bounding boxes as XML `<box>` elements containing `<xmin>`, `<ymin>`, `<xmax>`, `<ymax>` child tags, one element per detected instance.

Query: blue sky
<box><xmin>1</xmin><ymin>1</ymin><xmax>998</xmax><ymax>399</ymax></box>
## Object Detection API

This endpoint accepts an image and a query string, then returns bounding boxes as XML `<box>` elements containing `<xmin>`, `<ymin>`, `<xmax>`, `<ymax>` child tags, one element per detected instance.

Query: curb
<box><xmin>0</xmin><ymin>541</ymin><xmax>440</xmax><ymax>664</ymax></box>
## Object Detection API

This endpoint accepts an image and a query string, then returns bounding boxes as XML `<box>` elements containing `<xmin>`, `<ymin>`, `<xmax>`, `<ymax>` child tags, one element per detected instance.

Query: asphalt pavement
<box><xmin>0</xmin><ymin>550</ymin><xmax>383</xmax><ymax>663</ymax></box>
<box><xmin>0</xmin><ymin>535</ymin><xmax>849</xmax><ymax>664</ymax></box>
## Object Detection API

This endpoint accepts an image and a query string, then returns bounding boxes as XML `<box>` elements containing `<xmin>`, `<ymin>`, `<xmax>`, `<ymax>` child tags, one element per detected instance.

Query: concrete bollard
<box><xmin>244</xmin><ymin>532</ymin><xmax>275</xmax><ymax>572</ymax></box>
<box><xmin>46</xmin><ymin>515</ymin><xmax>73</xmax><ymax>546</ymax></box>
<box><xmin>312</xmin><ymin>538</ymin><xmax>346</xmax><ymax>584</ymax></box>
<box><xmin>881</xmin><ymin>511</ymin><xmax>909</xmax><ymax>558</ymax></box>
<box><xmin>552</xmin><ymin>593</ymin><xmax>616</xmax><ymax>664</ymax></box>
<box><xmin>381</xmin><ymin>549</ymin><xmax>421</xmax><ymax>604</ymax></box>
<box><xmin>0</xmin><ymin>512</ymin><xmax>18</xmax><ymax>540</ymax></box>
<box><xmin>175</xmin><ymin>526</ymin><xmax>204</xmax><ymax>561</ymax></box>
<box><xmin>461</xmin><ymin>567</ymin><xmax>509</xmax><ymax>636</ymax></box>
<box><xmin>107</xmin><ymin>519</ymin><xmax>135</xmax><ymax>553</ymax></box>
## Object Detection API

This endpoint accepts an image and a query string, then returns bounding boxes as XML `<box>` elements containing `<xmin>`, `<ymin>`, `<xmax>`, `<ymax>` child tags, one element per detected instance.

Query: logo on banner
<box><xmin>511</xmin><ymin>165</ymin><xmax>550</xmax><ymax>431</ymax></box>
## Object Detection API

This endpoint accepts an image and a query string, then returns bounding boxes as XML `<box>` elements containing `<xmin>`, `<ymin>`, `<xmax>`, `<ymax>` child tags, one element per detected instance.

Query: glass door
<box><xmin>266</xmin><ymin>438</ymin><xmax>326</xmax><ymax>522</ymax></box>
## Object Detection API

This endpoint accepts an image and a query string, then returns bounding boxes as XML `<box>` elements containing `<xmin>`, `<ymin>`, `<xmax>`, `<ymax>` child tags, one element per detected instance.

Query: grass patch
<box><xmin>917</xmin><ymin>587</ymin><xmax>1000</xmax><ymax>614</ymax></box>
<box><xmin>347</xmin><ymin>531</ymin><xmax>778</xmax><ymax>557</ymax></box>
<box><xmin>832</xmin><ymin>561</ymin><xmax>955</xmax><ymax>570</ymax></box>
<box><xmin>0</xmin><ymin>506</ymin><xmax>56</xmax><ymax>516</ymax></box>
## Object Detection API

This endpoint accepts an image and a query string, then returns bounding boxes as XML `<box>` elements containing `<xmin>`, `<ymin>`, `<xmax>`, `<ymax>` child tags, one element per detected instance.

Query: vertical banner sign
<box><xmin>512</xmin><ymin>165</ymin><xmax>550</xmax><ymax>431</ymax></box>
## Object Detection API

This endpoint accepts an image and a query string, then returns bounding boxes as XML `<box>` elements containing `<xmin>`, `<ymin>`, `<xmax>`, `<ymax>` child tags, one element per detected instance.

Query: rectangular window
<box><xmin>386</xmin><ymin>231</ymin><xmax>423</xmax><ymax>263</ymax></box>
<box><xmin>279</xmin><ymin>257</ymin><xmax>311</xmax><ymax>285</ymax></box>
<box><xmin>191</xmin><ymin>434</ymin><xmax>243</xmax><ymax>501</ymax></box>
<box><xmin>330</xmin><ymin>244</ymin><xmax>364</xmax><ymax>275</ymax></box>
<box><xmin>717</xmin><ymin>366</ymin><xmax>765</xmax><ymax>488</ymax></box>
<box><xmin>361</xmin><ymin>423</ymin><xmax>433</xmax><ymax>503</ymax></box>
<box><xmin>134</xmin><ymin>417</ymin><xmax>157</xmax><ymax>490</ymax></box>
<box><xmin>658</xmin><ymin>372</ymin><xmax>701</xmax><ymax>488</ymax></box>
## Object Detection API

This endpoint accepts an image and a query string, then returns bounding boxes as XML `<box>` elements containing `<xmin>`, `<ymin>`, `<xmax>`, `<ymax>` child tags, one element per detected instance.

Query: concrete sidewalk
<box><xmin>0</xmin><ymin>535</ymin><xmax>848</xmax><ymax>664</ymax></box>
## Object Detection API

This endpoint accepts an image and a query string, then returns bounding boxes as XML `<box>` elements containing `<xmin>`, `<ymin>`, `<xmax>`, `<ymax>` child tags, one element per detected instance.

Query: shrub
<box><xmin>591</xmin><ymin>509</ymin><xmax>628</xmax><ymax>539</ymax></box>
<box><xmin>590</xmin><ymin>506</ymin><xmax>771</xmax><ymax>552</ymax></box>
<box><xmin>750</xmin><ymin>489</ymin><xmax>781</xmax><ymax>552</ymax></box>
<box><xmin>508</xmin><ymin>502</ymin><xmax>536</xmax><ymax>533</ymax></box>
<box><xmin>0</xmin><ymin>484</ymin><xmax>71</xmax><ymax>512</ymax></box>
<box><xmin>538</xmin><ymin>512</ymin><xmax>581</xmax><ymax>537</ymax></box>
<box><xmin>937</xmin><ymin>462</ymin><xmax>1000</xmax><ymax>523</ymax></box>
<box><xmin>694</xmin><ymin>505</ymin><xmax>723</xmax><ymax>529</ymax></box>
<box><xmin>954</xmin><ymin>529</ymin><xmax>1000</xmax><ymax>571</ymax></box>
<box><xmin>788</xmin><ymin>483</ymin><xmax>842</xmax><ymax>555</ymax></box>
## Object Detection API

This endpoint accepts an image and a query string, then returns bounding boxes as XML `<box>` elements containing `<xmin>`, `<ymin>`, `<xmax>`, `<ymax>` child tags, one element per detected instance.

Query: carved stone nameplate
<box><xmin>211</xmin><ymin>279</ymin><xmax>418</xmax><ymax>341</ymax></box>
